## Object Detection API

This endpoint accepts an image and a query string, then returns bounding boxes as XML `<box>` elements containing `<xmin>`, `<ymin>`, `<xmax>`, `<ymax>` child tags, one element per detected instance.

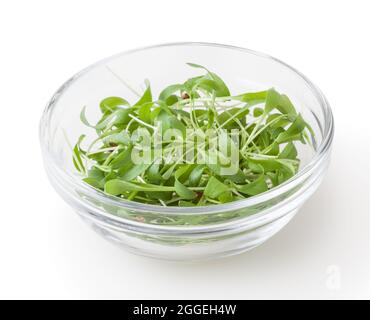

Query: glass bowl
<box><xmin>39</xmin><ymin>42</ymin><xmax>334</xmax><ymax>261</ymax></box>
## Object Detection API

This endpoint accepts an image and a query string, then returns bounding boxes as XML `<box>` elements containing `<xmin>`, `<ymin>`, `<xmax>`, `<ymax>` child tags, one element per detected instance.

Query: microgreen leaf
<box><xmin>95</xmin><ymin>108</ymin><xmax>132</xmax><ymax>130</ymax></box>
<box><xmin>219</xmin><ymin>106</ymin><xmax>249</xmax><ymax>127</ymax></box>
<box><xmin>138</xmin><ymin>102</ymin><xmax>153</xmax><ymax>124</ymax></box>
<box><xmin>146</xmin><ymin>163</ymin><xmax>162</xmax><ymax>184</ymax></box>
<box><xmin>265</xmin><ymin>88</ymin><xmax>281</xmax><ymax>114</ymax></box>
<box><xmin>72</xmin><ymin>134</ymin><xmax>86</xmax><ymax>173</ymax></box>
<box><xmin>188</xmin><ymin>165</ymin><xmax>206</xmax><ymax>187</ymax></box>
<box><xmin>83</xmin><ymin>167</ymin><xmax>105</xmax><ymax>189</ymax></box>
<box><xmin>103</xmin><ymin>131</ymin><xmax>130</xmax><ymax>145</ymax></box>
<box><xmin>234</xmin><ymin>90</ymin><xmax>267</xmax><ymax>105</ymax></box>
<box><xmin>105</xmin><ymin>179</ymin><xmax>175</xmax><ymax>195</ymax></box>
<box><xmin>275</xmin><ymin>114</ymin><xmax>306</xmax><ymax>144</ymax></box>
<box><xmin>279</xmin><ymin>142</ymin><xmax>298</xmax><ymax>159</ymax></box>
<box><xmin>133</xmin><ymin>80</ymin><xmax>152</xmax><ymax>107</ymax></box>
<box><xmin>100</xmin><ymin>96</ymin><xmax>130</xmax><ymax>114</ymax></box>
<box><xmin>159</xmin><ymin>84</ymin><xmax>183</xmax><ymax>104</ymax></box>
<box><xmin>175</xmin><ymin>165</ymin><xmax>196</xmax><ymax>200</ymax></box>
<box><xmin>265</xmin><ymin>88</ymin><xmax>297</xmax><ymax>116</ymax></box>
<box><xmin>80</xmin><ymin>106</ymin><xmax>94</xmax><ymax>128</ymax></box>
<box><xmin>120</xmin><ymin>162</ymin><xmax>150</xmax><ymax>181</ymax></box>
<box><xmin>218</xmin><ymin>191</ymin><xmax>234</xmax><ymax>203</ymax></box>
<box><xmin>186</xmin><ymin>62</ymin><xmax>230</xmax><ymax>96</ymax></box>
<box><xmin>174</xmin><ymin>180</ymin><xmax>196</xmax><ymax>200</ymax></box>
<box><xmin>204</xmin><ymin>176</ymin><xmax>230</xmax><ymax>199</ymax></box>
<box><xmin>277</xmin><ymin>94</ymin><xmax>297</xmax><ymax>115</ymax></box>
<box><xmin>110</xmin><ymin>145</ymin><xmax>133</xmax><ymax>169</ymax></box>
<box><xmin>236</xmin><ymin>175</ymin><xmax>268</xmax><ymax>196</ymax></box>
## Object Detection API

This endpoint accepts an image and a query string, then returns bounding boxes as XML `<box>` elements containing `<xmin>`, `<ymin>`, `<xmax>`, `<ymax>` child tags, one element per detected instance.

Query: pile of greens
<box><xmin>73</xmin><ymin>63</ymin><xmax>312</xmax><ymax>207</ymax></box>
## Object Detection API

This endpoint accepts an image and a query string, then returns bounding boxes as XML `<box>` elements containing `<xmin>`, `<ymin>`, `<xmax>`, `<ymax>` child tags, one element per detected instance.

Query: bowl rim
<box><xmin>40</xmin><ymin>41</ymin><xmax>334</xmax><ymax>216</ymax></box>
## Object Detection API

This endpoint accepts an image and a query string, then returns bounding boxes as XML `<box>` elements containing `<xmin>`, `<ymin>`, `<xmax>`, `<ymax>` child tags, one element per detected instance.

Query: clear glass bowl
<box><xmin>39</xmin><ymin>42</ymin><xmax>334</xmax><ymax>261</ymax></box>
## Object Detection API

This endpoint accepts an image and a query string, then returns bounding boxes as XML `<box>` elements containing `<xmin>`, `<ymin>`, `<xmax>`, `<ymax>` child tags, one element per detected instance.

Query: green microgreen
<box><xmin>72</xmin><ymin>63</ymin><xmax>313</xmax><ymax>208</ymax></box>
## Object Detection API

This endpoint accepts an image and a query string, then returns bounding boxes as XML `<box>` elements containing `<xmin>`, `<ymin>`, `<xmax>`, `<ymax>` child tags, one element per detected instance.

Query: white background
<box><xmin>0</xmin><ymin>0</ymin><xmax>369</xmax><ymax>299</ymax></box>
